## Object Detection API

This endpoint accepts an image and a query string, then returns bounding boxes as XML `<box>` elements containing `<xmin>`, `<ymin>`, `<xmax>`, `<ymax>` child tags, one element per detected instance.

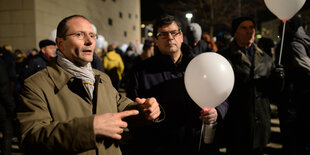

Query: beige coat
<box><xmin>17</xmin><ymin>60</ymin><xmax>143</xmax><ymax>155</ymax></box>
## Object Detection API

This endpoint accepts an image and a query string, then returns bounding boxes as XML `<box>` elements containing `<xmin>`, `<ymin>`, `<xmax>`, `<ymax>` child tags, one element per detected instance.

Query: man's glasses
<box><xmin>64</xmin><ymin>31</ymin><xmax>98</xmax><ymax>40</ymax></box>
<box><xmin>156</xmin><ymin>29</ymin><xmax>181</xmax><ymax>39</ymax></box>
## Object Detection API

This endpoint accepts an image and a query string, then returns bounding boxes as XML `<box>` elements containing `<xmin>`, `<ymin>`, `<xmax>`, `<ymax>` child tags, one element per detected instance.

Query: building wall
<box><xmin>0</xmin><ymin>0</ymin><xmax>36</xmax><ymax>51</ymax></box>
<box><xmin>0</xmin><ymin>0</ymin><xmax>141</xmax><ymax>52</ymax></box>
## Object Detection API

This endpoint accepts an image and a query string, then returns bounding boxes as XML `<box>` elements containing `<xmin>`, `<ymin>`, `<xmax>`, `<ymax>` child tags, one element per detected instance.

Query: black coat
<box><xmin>125</xmin><ymin>43</ymin><xmax>228</xmax><ymax>155</ymax></box>
<box><xmin>20</xmin><ymin>51</ymin><xmax>51</xmax><ymax>82</ymax></box>
<box><xmin>218</xmin><ymin>41</ymin><xmax>275</xmax><ymax>152</ymax></box>
<box><xmin>0</xmin><ymin>57</ymin><xmax>15</xmax><ymax>116</ymax></box>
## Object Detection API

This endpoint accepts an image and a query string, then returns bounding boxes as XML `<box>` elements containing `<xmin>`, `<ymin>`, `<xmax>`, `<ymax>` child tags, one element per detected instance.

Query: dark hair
<box><xmin>153</xmin><ymin>14</ymin><xmax>182</xmax><ymax>39</ymax></box>
<box><xmin>56</xmin><ymin>15</ymin><xmax>89</xmax><ymax>39</ymax></box>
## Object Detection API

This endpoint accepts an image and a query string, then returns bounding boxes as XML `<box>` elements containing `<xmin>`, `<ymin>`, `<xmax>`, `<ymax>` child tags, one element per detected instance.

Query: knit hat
<box><xmin>231</xmin><ymin>17</ymin><xmax>255</xmax><ymax>35</ymax></box>
<box><xmin>39</xmin><ymin>39</ymin><xmax>56</xmax><ymax>49</ymax></box>
<box><xmin>187</xmin><ymin>23</ymin><xmax>202</xmax><ymax>42</ymax></box>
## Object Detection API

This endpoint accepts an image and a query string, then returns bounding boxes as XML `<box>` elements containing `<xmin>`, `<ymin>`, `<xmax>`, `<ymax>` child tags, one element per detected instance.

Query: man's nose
<box><xmin>167</xmin><ymin>32</ymin><xmax>174</xmax><ymax>39</ymax></box>
<box><xmin>84</xmin><ymin>35</ymin><xmax>94</xmax><ymax>45</ymax></box>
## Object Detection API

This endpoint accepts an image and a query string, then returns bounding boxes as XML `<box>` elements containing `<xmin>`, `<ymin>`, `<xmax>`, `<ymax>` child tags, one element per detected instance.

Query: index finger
<box><xmin>117</xmin><ymin>110</ymin><xmax>139</xmax><ymax>119</ymax></box>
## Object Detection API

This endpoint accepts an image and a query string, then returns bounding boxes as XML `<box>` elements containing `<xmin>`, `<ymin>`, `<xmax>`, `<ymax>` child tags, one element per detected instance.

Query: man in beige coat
<box><xmin>17</xmin><ymin>15</ymin><xmax>162</xmax><ymax>155</ymax></box>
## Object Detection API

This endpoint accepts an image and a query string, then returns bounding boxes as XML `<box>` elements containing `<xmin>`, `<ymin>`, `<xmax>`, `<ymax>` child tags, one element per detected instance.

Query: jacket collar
<box><xmin>46</xmin><ymin>59</ymin><xmax>104</xmax><ymax>92</ymax></box>
<box><xmin>155</xmin><ymin>43</ymin><xmax>195</xmax><ymax>68</ymax></box>
<box><xmin>231</xmin><ymin>41</ymin><xmax>264</xmax><ymax>65</ymax></box>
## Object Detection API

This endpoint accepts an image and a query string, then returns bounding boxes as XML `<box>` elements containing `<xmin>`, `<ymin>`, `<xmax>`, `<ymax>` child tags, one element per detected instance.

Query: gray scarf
<box><xmin>57</xmin><ymin>50</ymin><xmax>95</xmax><ymax>100</ymax></box>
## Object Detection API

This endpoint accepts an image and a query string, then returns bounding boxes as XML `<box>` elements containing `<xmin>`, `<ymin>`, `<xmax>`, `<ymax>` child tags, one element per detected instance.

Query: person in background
<box><xmin>125</xmin><ymin>39</ymin><xmax>154</xmax><ymax>96</ymax></box>
<box><xmin>20</xmin><ymin>39</ymin><xmax>56</xmax><ymax>82</ymax></box>
<box><xmin>16</xmin><ymin>14</ymin><xmax>162</xmax><ymax>155</ymax></box>
<box><xmin>215</xmin><ymin>31</ymin><xmax>232</xmax><ymax>51</ymax></box>
<box><xmin>186</xmin><ymin>23</ymin><xmax>214</xmax><ymax>54</ymax></box>
<box><xmin>218</xmin><ymin>16</ymin><xmax>283</xmax><ymax>155</ymax></box>
<box><xmin>275</xmin><ymin>15</ymin><xmax>310</xmax><ymax>155</ymax></box>
<box><xmin>0</xmin><ymin>52</ymin><xmax>16</xmax><ymax>155</ymax></box>
<box><xmin>0</xmin><ymin>45</ymin><xmax>16</xmax><ymax>93</ymax></box>
<box><xmin>125</xmin><ymin>14</ymin><xmax>228</xmax><ymax>155</ymax></box>
<box><xmin>91</xmin><ymin>52</ymin><xmax>105</xmax><ymax>72</ymax></box>
<box><xmin>202</xmin><ymin>32</ymin><xmax>218</xmax><ymax>52</ymax></box>
<box><xmin>103</xmin><ymin>44</ymin><xmax>125</xmax><ymax>91</ymax></box>
<box><xmin>258</xmin><ymin>37</ymin><xmax>275</xmax><ymax>61</ymax></box>
<box><xmin>138</xmin><ymin>39</ymin><xmax>154</xmax><ymax>61</ymax></box>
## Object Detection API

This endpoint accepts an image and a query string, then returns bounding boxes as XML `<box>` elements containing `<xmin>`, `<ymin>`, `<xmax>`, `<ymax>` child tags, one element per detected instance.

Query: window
<box><xmin>128</xmin><ymin>13</ymin><xmax>131</xmax><ymax>19</ymax></box>
<box><xmin>133</xmin><ymin>25</ymin><xmax>136</xmax><ymax>31</ymax></box>
<box><xmin>119</xmin><ymin>12</ymin><xmax>123</xmax><ymax>18</ymax></box>
<box><xmin>135</xmin><ymin>14</ymin><xmax>138</xmax><ymax>19</ymax></box>
<box><xmin>108</xmin><ymin>18</ymin><xmax>113</xmax><ymax>26</ymax></box>
<box><xmin>124</xmin><ymin>31</ymin><xmax>127</xmax><ymax>37</ymax></box>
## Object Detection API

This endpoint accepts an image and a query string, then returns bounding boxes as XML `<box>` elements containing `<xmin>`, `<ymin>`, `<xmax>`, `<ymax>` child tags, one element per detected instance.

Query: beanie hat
<box><xmin>231</xmin><ymin>17</ymin><xmax>255</xmax><ymax>35</ymax></box>
<box><xmin>188</xmin><ymin>23</ymin><xmax>202</xmax><ymax>42</ymax></box>
<box><xmin>39</xmin><ymin>39</ymin><xmax>56</xmax><ymax>49</ymax></box>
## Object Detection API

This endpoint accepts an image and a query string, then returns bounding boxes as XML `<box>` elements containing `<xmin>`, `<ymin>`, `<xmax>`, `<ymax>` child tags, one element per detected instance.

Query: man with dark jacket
<box><xmin>218</xmin><ymin>16</ymin><xmax>281</xmax><ymax>155</ymax></box>
<box><xmin>20</xmin><ymin>39</ymin><xmax>56</xmax><ymax>81</ymax></box>
<box><xmin>125</xmin><ymin>14</ymin><xmax>228</xmax><ymax>155</ymax></box>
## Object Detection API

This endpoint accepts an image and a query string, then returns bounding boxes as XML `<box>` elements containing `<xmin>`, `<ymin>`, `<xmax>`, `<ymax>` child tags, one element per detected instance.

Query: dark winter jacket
<box><xmin>0</xmin><ymin>57</ymin><xmax>15</xmax><ymax>116</ymax></box>
<box><xmin>192</xmin><ymin>40</ymin><xmax>214</xmax><ymax>55</ymax></box>
<box><xmin>218</xmin><ymin>41</ymin><xmax>275</xmax><ymax>151</ymax></box>
<box><xmin>126</xmin><ymin>43</ymin><xmax>228</xmax><ymax>155</ymax></box>
<box><xmin>20</xmin><ymin>51</ymin><xmax>51</xmax><ymax>82</ymax></box>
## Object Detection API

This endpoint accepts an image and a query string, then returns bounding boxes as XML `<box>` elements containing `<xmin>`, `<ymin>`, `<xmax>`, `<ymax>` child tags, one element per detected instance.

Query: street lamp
<box><xmin>185</xmin><ymin>13</ymin><xmax>193</xmax><ymax>23</ymax></box>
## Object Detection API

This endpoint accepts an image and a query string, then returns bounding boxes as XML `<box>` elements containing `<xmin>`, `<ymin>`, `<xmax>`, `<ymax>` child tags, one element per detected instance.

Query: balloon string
<box><xmin>198</xmin><ymin>120</ymin><xmax>204</xmax><ymax>154</ymax></box>
<box><xmin>278</xmin><ymin>21</ymin><xmax>286</xmax><ymax>65</ymax></box>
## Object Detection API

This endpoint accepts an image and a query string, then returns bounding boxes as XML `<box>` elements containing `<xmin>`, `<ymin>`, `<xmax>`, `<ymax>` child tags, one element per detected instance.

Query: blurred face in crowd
<box><xmin>154</xmin><ymin>21</ymin><xmax>183</xmax><ymax>62</ymax></box>
<box><xmin>56</xmin><ymin>17</ymin><xmax>96</xmax><ymax>67</ymax></box>
<box><xmin>234</xmin><ymin>20</ymin><xmax>255</xmax><ymax>47</ymax></box>
<box><xmin>42</xmin><ymin>45</ymin><xmax>56</xmax><ymax>57</ymax></box>
<box><xmin>202</xmin><ymin>33</ymin><xmax>211</xmax><ymax>43</ymax></box>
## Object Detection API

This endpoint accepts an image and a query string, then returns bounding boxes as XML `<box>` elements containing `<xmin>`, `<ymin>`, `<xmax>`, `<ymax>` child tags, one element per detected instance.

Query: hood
<box><xmin>294</xmin><ymin>26</ymin><xmax>310</xmax><ymax>46</ymax></box>
<box><xmin>105</xmin><ymin>51</ymin><xmax>120</xmax><ymax>61</ymax></box>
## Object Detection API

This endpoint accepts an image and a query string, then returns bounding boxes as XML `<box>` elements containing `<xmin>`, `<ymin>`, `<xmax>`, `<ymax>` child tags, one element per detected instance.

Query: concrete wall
<box><xmin>0</xmin><ymin>0</ymin><xmax>36</xmax><ymax>51</ymax></box>
<box><xmin>0</xmin><ymin>0</ymin><xmax>141</xmax><ymax>52</ymax></box>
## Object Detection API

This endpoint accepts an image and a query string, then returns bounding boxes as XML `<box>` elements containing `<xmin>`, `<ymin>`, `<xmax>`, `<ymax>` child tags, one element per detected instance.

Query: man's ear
<box><xmin>56</xmin><ymin>37</ymin><xmax>64</xmax><ymax>51</ymax></box>
<box><xmin>41</xmin><ymin>47</ymin><xmax>45</xmax><ymax>54</ymax></box>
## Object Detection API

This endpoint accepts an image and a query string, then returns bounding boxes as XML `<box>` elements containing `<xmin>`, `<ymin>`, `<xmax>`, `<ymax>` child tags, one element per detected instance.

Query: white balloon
<box><xmin>184</xmin><ymin>52</ymin><xmax>234</xmax><ymax>108</ymax></box>
<box><xmin>264</xmin><ymin>0</ymin><xmax>306</xmax><ymax>21</ymax></box>
<box><xmin>49</xmin><ymin>29</ymin><xmax>57</xmax><ymax>42</ymax></box>
<box><xmin>91</xmin><ymin>24</ymin><xmax>97</xmax><ymax>34</ymax></box>
<box><xmin>96</xmin><ymin>35</ymin><xmax>105</xmax><ymax>49</ymax></box>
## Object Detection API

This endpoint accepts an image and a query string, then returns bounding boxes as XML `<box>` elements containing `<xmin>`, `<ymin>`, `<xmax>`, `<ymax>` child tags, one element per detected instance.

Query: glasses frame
<box><xmin>156</xmin><ymin>29</ymin><xmax>182</xmax><ymax>39</ymax></box>
<box><xmin>63</xmin><ymin>31</ymin><xmax>98</xmax><ymax>40</ymax></box>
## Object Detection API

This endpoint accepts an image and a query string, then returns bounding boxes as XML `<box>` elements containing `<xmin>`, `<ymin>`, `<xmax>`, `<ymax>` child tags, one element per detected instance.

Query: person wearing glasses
<box><xmin>17</xmin><ymin>15</ymin><xmax>162</xmax><ymax>155</ymax></box>
<box><xmin>125</xmin><ymin>14</ymin><xmax>228</xmax><ymax>155</ymax></box>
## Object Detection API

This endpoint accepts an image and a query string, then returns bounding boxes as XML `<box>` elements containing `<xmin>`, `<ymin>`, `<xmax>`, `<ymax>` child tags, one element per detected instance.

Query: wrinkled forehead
<box><xmin>157</xmin><ymin>21</ymin><xmax>179</xmax><ymax>31</ymax></box>
<box><xmin>66</xmin><ymin>17</ymin><xmax>94</xmax><ymax>33</ymax></box>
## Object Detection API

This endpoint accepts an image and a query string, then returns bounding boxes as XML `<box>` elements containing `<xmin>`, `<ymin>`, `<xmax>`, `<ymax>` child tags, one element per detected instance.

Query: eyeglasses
<box><xmin>156</xmin><ymin>29</ymin><xmax>181</xmax><ymax>39</ymax></box>
<box><xmin>64</xmin><ymin>31</ymin><xmax>98</xmax><ymax>40</ymax></box>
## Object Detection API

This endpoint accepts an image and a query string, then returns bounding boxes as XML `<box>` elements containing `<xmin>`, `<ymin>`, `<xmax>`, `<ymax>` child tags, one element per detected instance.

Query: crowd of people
<box><xmin>0</xmin><ymin>13</ymin><xmax>309</xmax><ymax>155</ymax></box>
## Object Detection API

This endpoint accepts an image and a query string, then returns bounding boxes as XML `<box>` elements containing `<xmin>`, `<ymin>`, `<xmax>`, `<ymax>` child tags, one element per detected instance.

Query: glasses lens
<box><xmin>157</xmin><ymin>30</ymin><xmax>180</xmax><ymax>39</ymax></box>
